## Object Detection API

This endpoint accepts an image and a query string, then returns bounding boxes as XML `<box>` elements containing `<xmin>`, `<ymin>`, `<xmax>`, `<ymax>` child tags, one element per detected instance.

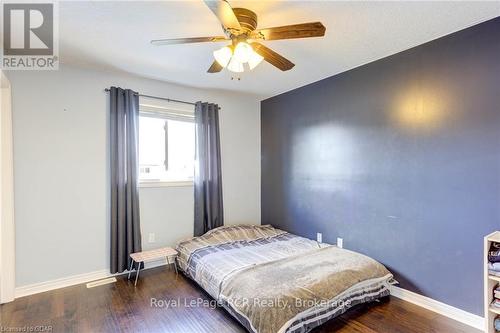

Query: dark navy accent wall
<box><xmin>261</xmin><ymin>17</ymin><xmax>500</xmax><ymax>315</ymax></box>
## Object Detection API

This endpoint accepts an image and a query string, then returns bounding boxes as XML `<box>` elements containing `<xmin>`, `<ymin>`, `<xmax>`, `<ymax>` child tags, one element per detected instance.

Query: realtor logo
<box><xmin>2</xmin><ymin>2</ymin><xmax>58</xmax><ymax>69</ymax></box>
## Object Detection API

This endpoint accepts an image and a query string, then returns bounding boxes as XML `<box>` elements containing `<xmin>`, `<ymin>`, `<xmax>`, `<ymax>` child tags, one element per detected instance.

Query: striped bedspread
<box><xmin>177</xmin><ymin>225</ymin><xmax>319</xmax><ymax>298</ymax></box>
<box><xmin>176</xmin><ymin>225</ymin><xmax>393</xmax><ymax>333</ymax></box>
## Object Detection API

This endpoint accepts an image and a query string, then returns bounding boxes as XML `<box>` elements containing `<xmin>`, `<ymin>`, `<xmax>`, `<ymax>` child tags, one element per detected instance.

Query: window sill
<box><xmin>139</xmin><ymin>181</ymin><xmax>193</xmax><ymax>188</ymax></box>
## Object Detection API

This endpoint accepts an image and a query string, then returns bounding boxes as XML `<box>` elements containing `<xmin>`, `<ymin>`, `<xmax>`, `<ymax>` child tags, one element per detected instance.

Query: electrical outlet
<box><xmin>337</xmin><ymin>237</ymin><xmax>343</xmax><ymax>248</ymax></box>
<box><xmin>148</xmin><ymin>233</ymin><xmax>155</xmax><ymax>243</ymax></box>
<box><xmin>316</xmin><ymin>232</ymin><xmax>322</xmax><ymax>243</ymax></box>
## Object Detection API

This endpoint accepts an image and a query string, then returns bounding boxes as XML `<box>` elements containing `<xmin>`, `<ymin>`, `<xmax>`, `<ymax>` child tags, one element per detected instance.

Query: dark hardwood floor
<box><xmin>1</xmin><ymin>265</ymin><xmax>480</xmax><ymax>333</ymax></box>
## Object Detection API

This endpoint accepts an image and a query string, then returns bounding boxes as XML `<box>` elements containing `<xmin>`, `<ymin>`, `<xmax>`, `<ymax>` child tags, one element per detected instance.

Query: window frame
<box><xmin>138</xmin><ymin>180</ymin><xmax>193</xmax><ymax>188</ymax></box>
<box><xmin>138</xmin><ymin>100</ymin><xmax>195</xmax><ymax>188</ymax></box>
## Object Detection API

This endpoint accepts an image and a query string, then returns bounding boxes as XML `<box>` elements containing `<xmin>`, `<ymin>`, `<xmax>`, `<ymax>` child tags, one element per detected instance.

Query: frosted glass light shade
<box><xmin>248</xmin><ymin>50</ymin><xmax>264</xmax><ymax>70</ymax></box>
<box><xmin>213</xmin><ymin>46</ymin><xmax>232</xmax><ymax>67</ymax></box>
<box><xmin>233</xmin><ymin>42</ymin><xmax>253</xmax><ymax>63</ymax></box>
<box><xmin>227</xmin><ymin>57</ymin><xmax>244</xmax><ymax>73</ymax></box>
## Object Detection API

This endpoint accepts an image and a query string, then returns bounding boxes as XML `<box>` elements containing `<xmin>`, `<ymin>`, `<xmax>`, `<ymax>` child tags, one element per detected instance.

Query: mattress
<box><xmin>176</xmin><ymin>225</ymin><xmax>393</xmax><ymax>333</ymax></box>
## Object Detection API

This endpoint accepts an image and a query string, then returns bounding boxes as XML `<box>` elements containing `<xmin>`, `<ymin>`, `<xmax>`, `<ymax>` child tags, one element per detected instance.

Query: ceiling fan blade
<box><xmin>205</xmin><ymin>0</ymin><xmax>241</xmax><ymax>33</ymax></box>
<box><xmin>251</xmin><ymin>42</ymin><xmax>295</xmax><ymax>71</ymax></box>
<box><xmin>251</xmin><ymin>22</ymin><xmax>326</xmax><ymax>41</ymax></box>
<box><xmin>204</xmin><ymin>0</ymin><xmax>242</xmax><ymax>33</ymax></box>
<box><xmin>151</xmin><ymin>36</ymin><xmax>228</xmax><ymax>46</ymax></box>
<box><xmin>207</xmin><ymin>61</ymin><xmax>224</xmax><ymax>73</ymax></box>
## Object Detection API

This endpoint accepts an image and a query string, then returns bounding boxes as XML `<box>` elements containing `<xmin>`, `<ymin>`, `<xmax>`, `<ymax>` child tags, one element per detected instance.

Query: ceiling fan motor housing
<box><xmin>232</xmin><ymin>8</ymin><xmax>258</xmax><ymax>34</ymax></box>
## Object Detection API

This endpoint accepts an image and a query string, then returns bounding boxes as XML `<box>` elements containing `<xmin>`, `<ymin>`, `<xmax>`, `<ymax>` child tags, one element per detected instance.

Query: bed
<box><xmin>176</xmin><ymin>224</ymin><xmax>393</xmax><ymax>333</ymax></box>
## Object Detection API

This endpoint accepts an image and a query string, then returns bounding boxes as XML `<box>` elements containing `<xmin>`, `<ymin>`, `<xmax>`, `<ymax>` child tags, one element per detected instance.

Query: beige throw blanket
<box><xmin>219</xmin><ymin>246</ymin><xmax>392</xmax><ymax>333</ymax></box>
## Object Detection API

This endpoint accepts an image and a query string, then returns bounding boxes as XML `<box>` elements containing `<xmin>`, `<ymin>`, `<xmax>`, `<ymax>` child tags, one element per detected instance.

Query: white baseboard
<box><xmin>390</xmin><ymin>286</ymin><xmax>484</xmax><ymax>330</ymax></box>
<box><xmin>14</xmin><ymin>261</ymin><xmax>168</xmax><ymax>299</ymax></box>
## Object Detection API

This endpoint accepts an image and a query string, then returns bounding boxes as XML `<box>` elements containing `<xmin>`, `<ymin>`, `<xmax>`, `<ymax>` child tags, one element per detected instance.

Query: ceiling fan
<box><xmin>151</xmin><ymin>0</ymin><xmax>326</xmax><ymax>74</ymax></box>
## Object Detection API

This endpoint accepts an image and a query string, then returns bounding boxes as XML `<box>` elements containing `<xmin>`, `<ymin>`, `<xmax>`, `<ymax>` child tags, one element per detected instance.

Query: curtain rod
<box><xmin>104</xmin><ymin>88</ymin><xmax>196</xmax><ymax>106</ymax></box>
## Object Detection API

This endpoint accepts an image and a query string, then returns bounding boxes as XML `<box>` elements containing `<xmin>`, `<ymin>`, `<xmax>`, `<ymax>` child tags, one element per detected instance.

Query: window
<box><xmin>138</xmin><ymin>98</ymin><xmax>195</xmax><ymax>185</ymax></box>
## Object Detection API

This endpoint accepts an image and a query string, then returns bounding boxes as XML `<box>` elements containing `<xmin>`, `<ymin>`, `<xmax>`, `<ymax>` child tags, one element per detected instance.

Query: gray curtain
<box><xmin>194</xmin><ymin>102</ymin><xmax>224</xmax><ymax>236</ymax></box>
<box><xmin>109</xmin><ymin>87</ymin><xmax>142</xmax><ymax>274</ymax></box>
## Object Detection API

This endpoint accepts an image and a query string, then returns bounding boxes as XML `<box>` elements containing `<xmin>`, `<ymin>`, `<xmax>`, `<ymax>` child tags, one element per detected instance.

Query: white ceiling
<box><xmin>59</xmin><ymin>1</ymin><xmax>500</xmax><ymax>98</ymax></box>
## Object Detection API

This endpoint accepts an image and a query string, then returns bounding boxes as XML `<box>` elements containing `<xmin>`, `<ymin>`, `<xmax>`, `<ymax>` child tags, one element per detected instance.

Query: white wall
<box><xmin>5</xmin><ymin>64</ymin><xmax>262</xmax><ymax>287</ymax></box>
<box><xmin>139</xmin><ymin>185</ymin><xmax>194</xmax><ymax>251</ymax></box>
<box><xmin>1</xmin><ymin>71</ymin><xmax>16</xmax><ymax>302</ymax></box>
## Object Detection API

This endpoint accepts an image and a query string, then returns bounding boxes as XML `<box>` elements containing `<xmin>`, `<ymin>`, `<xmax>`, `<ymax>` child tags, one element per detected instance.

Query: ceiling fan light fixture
<box><xmin>233</xmin><ymin>42</ymin><xmax>253</xmax><ymax>63</ymax></box>
<box><xmin>227</xmin><ymin>57</ymin><xmax>244</xmax><ymax>73</ymax></box>
<box><xmin>213</xmin><ymin>46</ymin><xmax>233</xmax><ymax>68</ymax></box>
<box><xmin>248</xmin><ymin>50</ymin><xmax>264</xmax><ymax>70</ymax></box>
<box><xmin>153</xmin><ymin>1</ymin><xmax>325</xmax><ymax>74</ymax></box>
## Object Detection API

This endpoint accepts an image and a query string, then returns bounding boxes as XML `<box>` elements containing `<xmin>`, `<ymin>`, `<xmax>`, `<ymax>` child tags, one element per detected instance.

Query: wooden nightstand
<box><xmin>128</xmin><ymin>247</ymin><xmax>178</xmax><ymax>286</ymax></box>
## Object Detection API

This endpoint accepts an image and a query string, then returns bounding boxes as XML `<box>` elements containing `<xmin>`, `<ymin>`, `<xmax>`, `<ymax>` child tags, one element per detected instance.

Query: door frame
<box><xmin>1</xmin><ymin>70</ymin><xmax>15</xmax><ymax>303</ymax></box>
